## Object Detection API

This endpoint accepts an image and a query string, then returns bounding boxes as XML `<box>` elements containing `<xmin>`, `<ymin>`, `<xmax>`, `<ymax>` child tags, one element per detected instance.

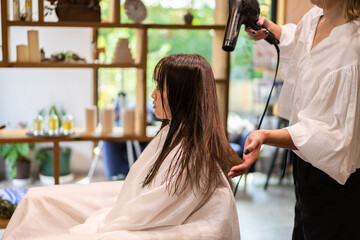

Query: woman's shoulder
<box><xmin>152</xmin><ymin>124</ymin><xmax>170</xmax><ymax>142</ymax></box>
<box><xmin>334</xmin><ymin>22</ymin><xmax>360</xmax><ymax>65</ymax></box>
<box><xmin>288</xmin><ymin>6</ymin><xmax>322</xmax><ymax>39</ymax></box>
<box><xmin>300</xmin><ymin>6</ymin><xmax>323</xmax><ymax>23</ymax></box>
<box><xmin>350</xmin><ymin>17</ymin><xmax>360</xmax><ymax>38</ymax></box>
<box><xmin>139</xmin><ymin>124</ymin><xmax>170</xmax><ymax>155</ymax></box>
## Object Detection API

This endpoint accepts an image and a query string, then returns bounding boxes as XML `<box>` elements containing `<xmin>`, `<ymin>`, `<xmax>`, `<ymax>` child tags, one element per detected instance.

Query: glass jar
<box><xmin>62</xmin><ymin>113</ymin><xmax>74</xmax><ymax>135</ymax></box>
<box><xmin>33</xmin><ymin>114</ymin><xmax>43</xmax><ymax>136</ymax></box>
<box><xmin>48</xmin><ymin>110</ymin><xmax>59</xmax><ymax>136</ymax></box>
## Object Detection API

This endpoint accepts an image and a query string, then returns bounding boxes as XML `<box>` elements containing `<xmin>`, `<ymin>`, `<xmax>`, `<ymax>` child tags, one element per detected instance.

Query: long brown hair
<box><xmin>343</xmin><ymin>0</ymin><xmax>360</xmax><ymax>21</ymax></box>
<box><xmin>142</xmin><ymin>54</ymin><xmax>242</xmax><ymax>195</ymax></box>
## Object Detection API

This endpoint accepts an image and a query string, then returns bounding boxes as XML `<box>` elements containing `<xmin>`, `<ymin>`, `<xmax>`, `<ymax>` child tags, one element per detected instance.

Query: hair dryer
<box><xmin>222</xmin><ymin>0</ymin><xmax>280</xmax><ymax>52</ymax></box>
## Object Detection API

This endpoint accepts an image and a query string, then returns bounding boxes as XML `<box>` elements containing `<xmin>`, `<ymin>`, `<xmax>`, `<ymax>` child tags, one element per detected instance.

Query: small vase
<box><xmin>184</xmin><ymin>10</ymin><xmax>194</xmax><ymax>25</ymax></box>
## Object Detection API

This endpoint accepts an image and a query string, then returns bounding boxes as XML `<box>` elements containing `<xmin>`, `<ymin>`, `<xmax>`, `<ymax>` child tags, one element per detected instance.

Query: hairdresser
<box><xmin>228</xmin><ymin>0</ymin><xmax>360</xmax><ymax>239</ymax></box>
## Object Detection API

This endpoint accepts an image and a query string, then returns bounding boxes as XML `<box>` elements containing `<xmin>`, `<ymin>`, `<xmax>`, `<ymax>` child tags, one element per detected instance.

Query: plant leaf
<box><xmin>5</xmin><ymin>150</ymin><xmax>18</xmax><ymax>167</ymax></box>
<box><xmin>9</xmin><ymin>168</ymin><xmax>17</xmax><ymax>180</ymax></box>
<box><xmin>0</xmin><ymin>145</ymin><xmax>11</xmax><ymax>158</ymax></box>
<box><xmin>39</xmin><ymin>108</ymin><xmax>45</xmax><ymax>117</ymax></box>
<box><xmin>29</xmin><ymin>143</ymin><xmax>35</xmax><ymax>150</ymax></box>
<box><xmin>16</xmin><ymin>144</ymin><xmax>29</xmax><ymax>157</ymax></box>
<box><xmin>35</xmin><ymin>151</ymin><xmax>50</xmax><ymax>162</ymax></box>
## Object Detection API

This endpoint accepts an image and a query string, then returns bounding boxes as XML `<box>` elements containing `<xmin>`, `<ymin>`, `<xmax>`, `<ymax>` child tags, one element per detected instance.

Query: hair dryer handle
<box><xmin>247</xmin><ymin>22</ymin><xmax>280</xmax><ymax>45</ymax></box>
<box><xmin>264</xmin><ymin>30</ymin><xmax>280</xmax><ymax>45</ymax></box>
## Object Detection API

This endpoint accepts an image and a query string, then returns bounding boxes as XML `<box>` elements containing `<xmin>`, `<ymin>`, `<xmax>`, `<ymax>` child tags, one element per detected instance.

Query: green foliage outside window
<box><xmin>96</xmin><ymin>0</ymin><xmax>272</xmax><ymax>114</ymax></box>
<box><xmin>97</xmin><ymin>0</ymin><xmax>216</xmax><ymax>109</ymax></box>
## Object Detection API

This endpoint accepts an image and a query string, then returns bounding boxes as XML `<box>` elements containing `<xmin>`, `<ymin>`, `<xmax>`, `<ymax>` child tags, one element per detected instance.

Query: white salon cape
<box><xmin>277</xmin><ymin>6</ymin><xmax>360</xmax><ymax>184</ymax></box>
<box><xmin>3</xmin><ymin>125</ymin><xmax>240</xmax><ymax>240</ymax></box>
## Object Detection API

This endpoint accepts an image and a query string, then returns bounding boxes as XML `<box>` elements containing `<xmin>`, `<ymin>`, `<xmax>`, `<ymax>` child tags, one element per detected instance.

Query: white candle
<box><xmin>123</xmin><ymin>110</ymin><xmax>135</xmax><ymax>136</ymax></box>
<box><xmin>113</xmin><ymin>38</ymin><xmax>133</xmax><ymax>63</ymax></box>
<box><xmin>16</xmin><ymin>45</ymin><xmax>29</xmax><ymax>62</ymax></box>
<box><xmin>100</xmin><ymin>108</ymin><xmax>114</xmax><ymax>134</ymax></box>
<box><xmin>25</xmin><ymin>0</ymin><xmax>32</xmax><ymax>21</ymax></box>
<box><xmin>109</xmin><ymin>0</ymin><xmax>116</xmax><ymax>22</ymax></box>
<box><xmin>13</xmin><ymin>0</ymin><xmax>20</xmax><ymax>21</ymax></box>
<box><xmin>85</xmin><ymin>106</ymin><xmax>97</xmax><ymax>132</ymax></box>
<box><xmin>27</xmin><ymin>30</ymin><xmax>41</xmax><ymax>62</ymax></box>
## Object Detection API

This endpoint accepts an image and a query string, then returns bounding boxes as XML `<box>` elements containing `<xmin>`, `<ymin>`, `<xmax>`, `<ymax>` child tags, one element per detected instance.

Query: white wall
<box><xmin>0</xmin><ymin>27</ymin><xmax>104</xmax><ymax>174</ymax></box>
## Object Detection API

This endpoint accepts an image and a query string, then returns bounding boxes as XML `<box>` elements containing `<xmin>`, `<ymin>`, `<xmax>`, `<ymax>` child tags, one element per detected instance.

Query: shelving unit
<box><xmin>0</xmin><ymin>1</ymin><xmax>230</xmax><ymax>227</ymax></box>
<box><xmin>8</xmin><ymin>21</ymin><xmax>226</xmax><ymax>29</ymax></box>
<box><xmin>1</xmin><ymin>0</ymin><xmax>230</xmax><ymax>134</ymax></box>
<box><xmin>0</xmin><ymin>0</ymin><xmax>231</xmax><ymax>188</ymax></box>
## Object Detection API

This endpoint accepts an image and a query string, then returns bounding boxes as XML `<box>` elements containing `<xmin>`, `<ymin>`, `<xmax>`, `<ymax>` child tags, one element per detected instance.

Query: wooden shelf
<box><xmin>4</xmin><ymin>62</ymin><xmax>143</xmax><ymax>69</ymax></box>
<box><xmin>0</xmin><ymin>127</ymin><xmax>156</xmax><ymax>144</ymax></box>
<box><xmin>0</xmin><ymin>126</ymin><xmax>157</xmax><ymax>185</ymax></box>
<box><xmin>8</xmin><ymin>21</ymin><xmax>225</xmax><ymax>30</ymax></box>
<box><xmin>8</xmin><ymin>21</ymin><xmax>145</xmax><ymax>28</ymax></box>
<box><xmin>145</xmin><ymin>24</ymin><xmax>225</xmax><ymax>30</ymax></box>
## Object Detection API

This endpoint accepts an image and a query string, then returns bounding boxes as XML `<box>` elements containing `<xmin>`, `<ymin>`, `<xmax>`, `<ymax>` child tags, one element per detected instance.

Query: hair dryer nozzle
<box><xmin>222</xmin><ymin>0</ymin><xmax>243</xmax><ymax>52</ymax></box>
<box><xmin>222</xmin><ymin>39</ymin><xmax>236</xmax><ymax>52</ymax></box>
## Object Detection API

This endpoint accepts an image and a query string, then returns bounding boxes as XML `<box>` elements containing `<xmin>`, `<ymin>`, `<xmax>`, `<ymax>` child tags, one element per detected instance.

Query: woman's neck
<box><xmin>311</xmin><ymin>1</ymin><xmax>347</xmax><ymax>50</ymax></box>
<box><xmin>321</xmin><ymin>1</ymin><xmax>347</xmax><ymax>27</ymax></box>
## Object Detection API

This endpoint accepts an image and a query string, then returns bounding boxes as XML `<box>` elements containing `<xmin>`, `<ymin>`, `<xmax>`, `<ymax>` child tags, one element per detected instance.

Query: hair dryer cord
<box><xmin>233</xmin><ymin>43</ymin><xmax>280</xmax><ymax>196</ymax></box>
<box><xmin>256</xmin><ymin>43</ymin><xmax>280</xmax><ymax>130</ymax></box>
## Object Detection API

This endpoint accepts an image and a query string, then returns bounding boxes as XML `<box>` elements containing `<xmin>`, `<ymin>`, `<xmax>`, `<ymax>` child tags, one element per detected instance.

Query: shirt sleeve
<box><xmin>278</xmin><ymin>24</ymin><xmax>297</xmax><ymax>79</ymax></box>
<box><xmin>286</xmin><ymin>65</ymin><xmax>360</xmax><ymax>184</ymax></box>
<box><xmin>279</xmin><ymin>24</ymin><xmax>297</xmax><ymax>59</ymax></box>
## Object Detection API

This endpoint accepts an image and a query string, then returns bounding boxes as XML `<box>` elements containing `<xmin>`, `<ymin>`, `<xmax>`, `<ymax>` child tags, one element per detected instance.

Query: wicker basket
<box><xmin>55</xmin><ymin>3</ymin><xmax>100</xmax><ymax>22</ymax></box>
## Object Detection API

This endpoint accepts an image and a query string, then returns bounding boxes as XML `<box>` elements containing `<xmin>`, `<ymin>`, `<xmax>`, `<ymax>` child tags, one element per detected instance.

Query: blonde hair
<box><xmin>343</xmin><ymin>0</ymin><xmax>360</xmax><ymax>21</ymax></box>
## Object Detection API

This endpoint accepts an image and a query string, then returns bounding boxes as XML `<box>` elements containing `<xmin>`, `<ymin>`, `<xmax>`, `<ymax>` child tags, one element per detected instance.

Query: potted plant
<box><xmin>0</xmin><ymin>143</ymin><xmax>34</xmax><ymax>186</ymax></box>
<box><xmin>35</xmin><ymin>147</ymin><xmax>73</xmax><ymax>185</ymax></box>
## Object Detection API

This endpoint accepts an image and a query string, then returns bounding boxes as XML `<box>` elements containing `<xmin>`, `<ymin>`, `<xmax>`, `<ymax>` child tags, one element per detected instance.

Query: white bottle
<box><xmin>25</xmin><ymin>0</ymin><xmax>32</xmax><ymax>21</ymax></box>
<box><xmin>13</xmin><ymin>0</ymin><xmax>20</xmax><ymax>21</ymax></box>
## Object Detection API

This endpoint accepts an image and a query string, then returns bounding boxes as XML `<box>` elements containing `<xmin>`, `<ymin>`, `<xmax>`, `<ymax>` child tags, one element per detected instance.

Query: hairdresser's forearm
<box><xmin>263</xmin><ymin>19</ymin><xmax>282</xmax><ymax>40</ymax></box>
<box><xmin>260</xmin><ymin>128</ymin><xmax>297</xmax><ymax>150</ymax></box>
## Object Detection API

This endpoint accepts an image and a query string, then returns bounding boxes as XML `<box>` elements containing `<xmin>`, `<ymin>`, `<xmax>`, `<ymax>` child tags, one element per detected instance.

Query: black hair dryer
<box><xmin>222</xmin><ymin>0</ymin><xmax>280</xmax><ymax>52</ymax></box>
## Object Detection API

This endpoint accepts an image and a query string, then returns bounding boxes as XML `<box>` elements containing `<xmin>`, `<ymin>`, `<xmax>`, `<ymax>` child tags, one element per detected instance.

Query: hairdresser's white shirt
<box><xmin>277</xmin><ymin>6</ymin><xmax>360</xmax><ymax>184</ymax></box>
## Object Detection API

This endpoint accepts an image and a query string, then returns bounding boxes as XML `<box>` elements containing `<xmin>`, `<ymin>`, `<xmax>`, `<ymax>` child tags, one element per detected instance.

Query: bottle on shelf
<box><xmin>48</xmin><ymin>110</ymin><xmax>59</xmax><ymax>136</ymax></box>
<box><xmin>33</xmin><ymin>114</ymin><xmax>44</xmax><ymax>136</ymax></box>
<box><xmin>62</xmin><ymin>113</ymin><xmax>74</xmax><ymax>135</ymax></box>
<box><xmin>13</xmin><ymin>0</ymin><xmax>20</xmax><ymax>21</ymax></box>
<box><xmin>25</xmin><ymin>0</ymin><xmax>32</xmax><ymax>21</ymax></box>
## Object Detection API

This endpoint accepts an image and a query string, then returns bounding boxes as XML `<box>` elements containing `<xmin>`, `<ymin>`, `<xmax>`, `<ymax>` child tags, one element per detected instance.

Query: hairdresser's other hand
<box><xmin>228</xmin><ymin>130</ymin><xmax>263</xmax><ymax>178</ymax></box>
<box><xmin>245</xmin><ymin>16</ymin><xmax>282</xmax><ymax>41</ymax></box>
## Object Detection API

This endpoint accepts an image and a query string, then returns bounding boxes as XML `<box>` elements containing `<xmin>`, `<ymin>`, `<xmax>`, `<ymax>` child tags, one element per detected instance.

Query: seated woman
<box><xmin>3</xmin><ymin>54</ymin><xmax>242</xmax><ymax>240</ymax></box>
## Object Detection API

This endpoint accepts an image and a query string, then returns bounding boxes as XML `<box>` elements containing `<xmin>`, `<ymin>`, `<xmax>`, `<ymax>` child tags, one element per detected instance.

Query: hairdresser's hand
<box><xmin>245</xmin><ymin>16</ymin><xmax>282</xmax><ymax>41</ymax></box>
<box><xmin>228</xmin><ymin>130</ymin><xmax>264</xmax><ymax>177</ymax></box>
